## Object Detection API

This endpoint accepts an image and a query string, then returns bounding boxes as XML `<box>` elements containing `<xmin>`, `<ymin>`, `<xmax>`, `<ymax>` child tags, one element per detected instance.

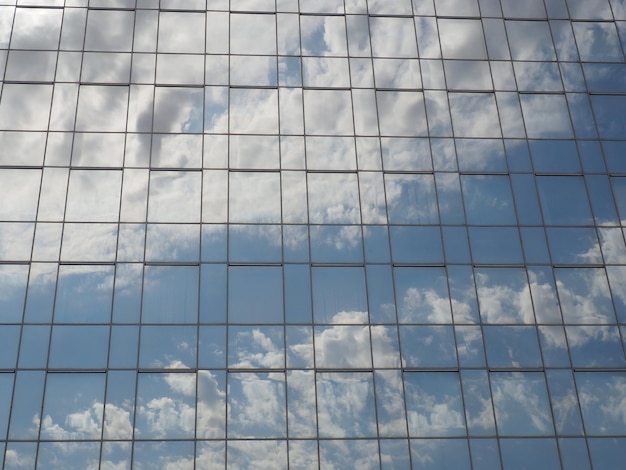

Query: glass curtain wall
<box><xmin>1</xmin><ymin>0</ymin><xmax>626</xmax><ymax>468</ymax></box>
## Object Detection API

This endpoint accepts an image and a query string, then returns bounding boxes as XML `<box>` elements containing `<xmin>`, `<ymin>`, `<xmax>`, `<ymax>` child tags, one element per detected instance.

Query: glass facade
<box><xmin>1</xmin><ymin>0</ymin><xmax>626</xmax><ymax>468</ymax></box>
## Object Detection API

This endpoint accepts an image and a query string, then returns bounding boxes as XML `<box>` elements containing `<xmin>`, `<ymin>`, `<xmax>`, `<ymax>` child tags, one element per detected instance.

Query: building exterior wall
<box><xmin>1</xmin><ymin>0</ymin><xmax>626</xmax><ymax>468</ymax></box>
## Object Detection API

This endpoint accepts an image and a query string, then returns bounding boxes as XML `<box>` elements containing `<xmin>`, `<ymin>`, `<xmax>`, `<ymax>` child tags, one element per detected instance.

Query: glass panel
<box><xmin>546</xmin><ymin>370</ymin><xmax>584</xmax><ymax>435</ymax></box>
<box><xmin>228</xmin><ymin>326</ymin><xmax>284</xmax><ymax>369</ymax></box>
<box><xmin>320</xmin><ymin>440</ymin><xmax>380</xmax><ymax>468</ymax></box>
<box><xmin>405</xmin><ymin>372</ymin><xmax>466</xmax><ymax>437</ymax></box>
<box><xmin>555</xmin><ymin>268</ymin><xmax>616</xmax><ymax>324</ymax></box>
<box><xmin>54</xmin><ymin>265</ymin><xmax>114</xmax><ymax>323</ymax></box>
<box><xmin>148</xmin><ymin>171</ymin><xmax>201</xmax><ymax>223</ymax></box>
<box><xmin>578</xmin><ymin>372</ymin><xmax>626</xmax><ymax>434</ymax></box>
<box><xmin>537</xmin><ymin>176</ymin><xmax>594</xmax><ymax>226</ymax></box>
<box><xmin>317</xmin><ymin>372</ymin><xmax>376</xmax><ymax>437</ymax></box>
<box><xmin>228</xmin><ymin>372</ymin><xmax>286</xmax><ymax>438</ymax></box>
<box><xmin>229</xmin><ymin>225</ymin><xmax>281</xmax><ymax>263</ymax></box>
<box><xmin>315</xmin><ymin>324</ymin><xmax>372</xmax><ymax>368</ymax></box>
<box><xmin>520</xmin><ymin>94</ymin><xmax>574</xmax><ymax>138</ymax></box>
<box><xmin>449</xmin><ymin>93</ymin><xmax>501</xmax><ymax>138</ymax></box>
<box><xmin>0</xmin><ymin>84</ymin><xmax>53</xmax><ymax>131</ymax></box>
<box><xmin>286</xmin><ymin>371</ymin><xmax>316</xmax><ymax>439</ymax></box>
<box><xmin>409</xmin><ymin>439</ymin><xmax>471</xmax><ymax>470</ymax></box>
<box><xmin>41</xmin><ymin>373</ymin><xmax>105</xmax><ymax>440</ymax></box>
<box><xmin>307</xmin><ymin>173</ymin><xmax>360</xmax><ymax>223</ymax></box>
<box><xmin>9</xmin><ymin>372</ymin><xmax>44</xmax><ymax>440</ymax></box>
<box><xmin>566</xmin><ymin>325</ymin><xmax>625</xmax><ymax>367</ymax></box>
<box><xmin>85</xmin><ymin>10</ymin><xmax>133</xmax><ymax>52</ymax></box>
<box><xmin>230</xmin><ymin>89</ymin><xmax>278</xmax><ymax>134</ymax></box>
<box><xmin>394</xmin><ymin>267</ymin><xmax>451</xmax><ymax>324</ymax></box>
<box><xmin>386</xmin><ymin>174</ymin><xmax>438</xmax><ymax>224</ymax></box>
<box><xmin>500</xmin><ymin>439</ymin><xmax>561</xmax><ymax>470</ymax></box>
<box><xmin>135</xmin><ymin>372</ymin><xmax>196</xmax><ymax>438</ymax></box>
<box><xmin>573</xmin><ymin>22</ymin><xmax>624</xmax><ymax>62</ymax></box>
<box><xmin>228</xmin><ymin>266</ymin><xmax>283</xmax><ymax>324</ymax></box>
<box><xmin>491</xmin><ymin>372</ymin><xmax>554</xmax><ymax>436</ymax></box>
<box><xmin>399</xmin><ymin>326</ymin><xmax>457</xmax><ymax>367</ymax></box>
<box><xmin>49</xmin><ymin>325</ymin><xmax>108</xmax><ymax>369</ymax></box>
<box><xmin>588</xmin><ymin>438</ymin><xmax>626</xmax><ymax>470</ymax></box>
<box><xmin>390</xmin><ymin>226</ymin><xmax>444</xmax><ymax>264</ymax></box>
<box><xmin>462</xmin><ymin>175</ymin><xmax>515</xmax><ymax>225</ymax></box>
<box><xmin>469</xmin><ymin>227</ymin><xmax>523</xmax><ymax>264</ymax></box>
<box><xmin>139</xmin><ymin>325</ymin><xmax>197</xmax><ymax>369</ymax></box>
<box><xmin>484</xmin><ymin>326</ymin><xmax>543</xmax><ymax>368</ymax></box>
<box><xmin>142</xmin><ymin>266</ymin><xmax>199</xmax><ymax>323</ymax></box>
<box><xmin>227</xmin><ymin>441</ymin><xmax>287</xmax><ymax>469</ymax></box>
<box><xmin>229</xmin><ymin>172</ymin><xmax>281</xmax><ymax>223</ymax></box>
<box><xmin>11</xmin><ymin>8</ymin><xmax>63</xmax><ymax>50</ymax></box>
<box><xmin>439</xmin><ymin>19</ymin><xmax>487</xmax><ymax>59</ymax></box>
<box><xmin>377</xmin><ymin>91</ymin><xmax>428</xmax><ymax>136</ymax></box>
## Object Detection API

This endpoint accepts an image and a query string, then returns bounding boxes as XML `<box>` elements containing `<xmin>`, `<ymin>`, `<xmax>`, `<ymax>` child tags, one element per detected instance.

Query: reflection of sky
<box><xmin>1</xmin><ymin>4</ymin><xmax>626</xmax><ymax>469</ymax></box>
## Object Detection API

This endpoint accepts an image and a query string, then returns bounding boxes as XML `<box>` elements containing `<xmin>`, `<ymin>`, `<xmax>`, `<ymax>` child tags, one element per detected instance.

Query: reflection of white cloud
<box><xmin>556</xmin><ymin>269</ymin><xmax>614</xmax><ymax>324</ymax></box>
<box><xmin>317</xmin><ymin>373</ymin><xmax>376</xmax><ymax>438</ymax></box>
<box><xmin>4</xmin><ymin>449</ymin><xmax>36</xmax><ymax>469</ymax></box>
<box><xmin>492</xmin><ymin>373</ymin><xmax>553</xmax><ymax>435</ymax></box>
<box><xmin>520</xmin><ymin>94</ymin><xmax>573</xmax><ymax>138</ymax></box>
<box><xmin>578</xmin><ymin>373</ymin><xmax>626</xmax><ymax>435</ymax></box>
<box><xmin>40</xmin><ymin>403</ymin><xmax>103</xmax><ymax>440</ymax></box>
<box><xmin>138</xmin><ymin>396</ymin><xmax>195</xmax><ymax>438</ymax></box>
<box><xmin>227</xmin><ymin>440</ymin><xmax>287</xmax><ymax>469</ymax></box>
<box><xmin>401</xmin><ymin>287</ymin><xmax>452</xmax><ymax>323</ymax></box>
<box><xmin>475</xmin><ymin>271</ymin><xmax>535</xmax><ymax>324</ymax></box>
<box><xmin>231</xmin><ymin>329</ymin><xmax>284</xmax><ymax>369</ymax></box>
<box><xmin>315</xmin><ymin>322</ymin><xmax>372</xmax><ymax>369</ymax></box>
<box><xmin>228</xmin><ymin>373</ymin><xmax>285</xmax><ymax>438</ymax></box>
<box><xmin>449</xmin><ymin>93</ymin><xmax>501</xmax><ymax>138</ymax></box>
<box><xmin>408</xmin><ymin>401</ymin><xmax>465</xmax><ymax>437</ymax></box>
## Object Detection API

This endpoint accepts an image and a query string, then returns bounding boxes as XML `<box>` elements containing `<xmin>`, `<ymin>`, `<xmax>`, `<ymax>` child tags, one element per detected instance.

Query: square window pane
<box><xmin>405</xmin><ymin>372</ymin><xmax>466</xmax><ymax>437</ymax></box>
<box><xmin>492</xmin><ymin>372</ymin><xmax>554</xmax><ymax>436</ymax></box>
<box><xmin>317</xmin><ymin>372</ymin><xmax>376</xmax><ymax>437</ymax></box>
<box><xmin>0</xmin><ymin>84</ymin><xmax>53</xmax><ymax>131</ymax></box>
<box><xmin>135</xmin><ymin>373</ymin><xmax>196</xmax><ymax>438</ymax></box>
<box><xmin>228</xmin><ymin>373</ymin><xmax>286</xmax><ymax>438</ymax></box>
<box><xmin>229</xmin><ymin>172</ymin><xmax>281</xmax><ymax>223</ymax></box>
<box><xmin>142</xmin><ymin>266</ymin><xmax>199</xmax><ymax>323</ymax></box>
<box><xmin>228</xmin><ymin>266</ymin><xmax>283</xmax><ymax>323</ymax></box>
<box><xmin>85</xmin><ymin>10</ymin><xmax>134</xmax><ymax>52</ymax></box>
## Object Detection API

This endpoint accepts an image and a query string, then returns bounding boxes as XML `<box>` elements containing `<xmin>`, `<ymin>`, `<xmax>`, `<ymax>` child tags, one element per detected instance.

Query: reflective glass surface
<box><xmin>1</xmin><ymin>1</ymin><xmax>626</xmax><ymax>469</ymax></box>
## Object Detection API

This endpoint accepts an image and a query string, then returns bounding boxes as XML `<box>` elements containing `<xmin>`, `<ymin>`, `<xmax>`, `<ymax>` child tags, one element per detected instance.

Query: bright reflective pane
<box><xmin>394</xmin><ymin>267</ymin><xmax>451</xmax><ymax>324</ymax></box>
<box><xmin>228</xmin><ymin>326</ymin><xmax>284</xmax><ymax>369</ymax></box>
<box><xmin>315</xmin><ymin>324</ymin><xmax>372</xmax><ymax>368</ymax></box>
<box><xmin>41</xmin><ymin>373</ymin><xmax>105</xmax><ymax>440</ymax></box>
<box><xmin>576</xmin><ymin>372</ymin><xmax>626</xmax><ymax>435</ymax></box>
<box><xmin>491</xmin><ymin>372</ymin><xmax>554</xmax><ymax>436</ymax></box>
<box><xmin>405</xmin><ymin>372</ymin><xmax>466</xmax><ymax>437</ymax></box>
<box><xmin>317</xmin><ymin>372</ymin><xmax>377</xmax><ymax>437</ymax></box>
<box><xmin>135</xmin><ymin>372</ymin><xmax>196</xmax><ymax>439</ymax></box>
<box><xmin>386</xmin><ymin>174</ymin><xmax>438</xmax><ymax>224</ymax></box>
<box><xmin>228</xmin><ymin>373</ymin><xmax>286</xmax><ymax>438</ymax></box>
<box><xmin>287</xmin><ymin>371</ymin><xmax>317</xmax><ymax>438</ymax></box>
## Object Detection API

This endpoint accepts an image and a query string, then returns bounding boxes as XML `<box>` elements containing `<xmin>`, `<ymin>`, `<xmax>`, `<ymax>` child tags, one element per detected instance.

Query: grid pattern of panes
<box><xmin>1</xmin><ymin>0</ymin><xmax>626</xmax><ymax>468</ymax></box>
